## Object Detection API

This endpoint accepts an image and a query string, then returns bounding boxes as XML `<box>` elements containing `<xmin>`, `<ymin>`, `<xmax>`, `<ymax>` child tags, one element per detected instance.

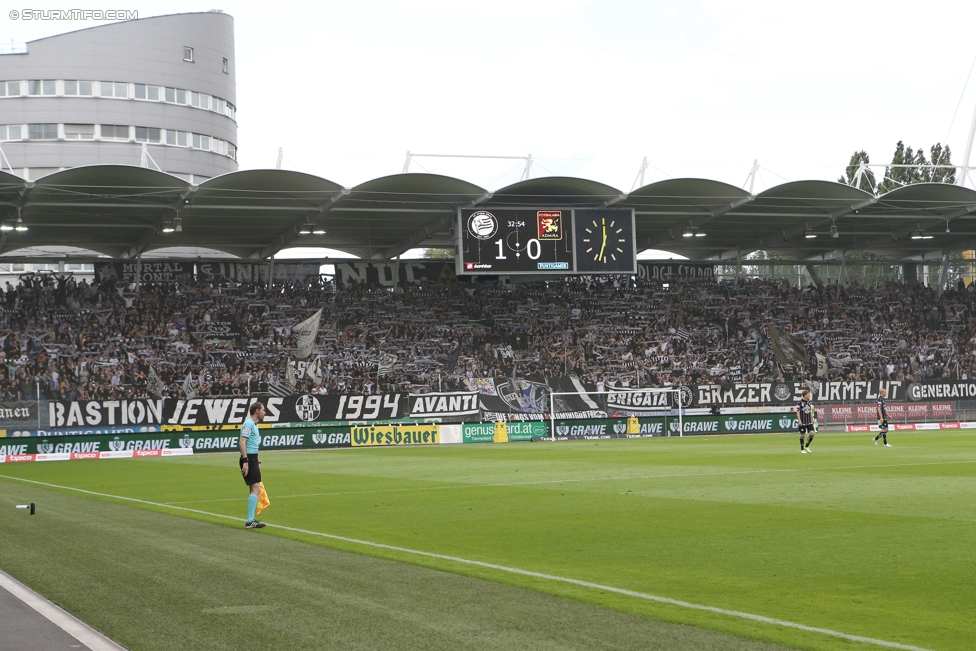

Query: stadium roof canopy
<box><xmin>2</xmin><ymin>165</ymin><xmax>976</xmax><ymax>262</ymax></box>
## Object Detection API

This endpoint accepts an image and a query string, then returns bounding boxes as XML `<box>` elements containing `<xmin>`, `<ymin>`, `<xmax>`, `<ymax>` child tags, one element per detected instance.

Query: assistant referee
<box><xmin>239</xmin><ymin>401</ymin><xmax>266</xmax><ymax>529</ymax></box>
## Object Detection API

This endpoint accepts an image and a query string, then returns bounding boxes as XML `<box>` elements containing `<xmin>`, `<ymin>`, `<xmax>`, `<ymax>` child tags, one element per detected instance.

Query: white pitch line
<box><xmin>0</xmin><ymin>568</ymin><xmax>128</xmax><ymax>651</ymax></box>
<box><xmin>0</xmin><ymin>474</ymin><xmax>934</xmax><ymax>651</ymax></box>
<box><xmin>163</xmin><ymin>458</ymin><xmax>976</xmax><ymax>504</ymax></box>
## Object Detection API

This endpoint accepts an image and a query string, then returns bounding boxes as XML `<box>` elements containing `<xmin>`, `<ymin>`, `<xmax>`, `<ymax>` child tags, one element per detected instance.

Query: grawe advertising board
<box><xmin>0</xmin><ymin>428</ymin><xmax>351</xmax><ymax>458</ymax></box>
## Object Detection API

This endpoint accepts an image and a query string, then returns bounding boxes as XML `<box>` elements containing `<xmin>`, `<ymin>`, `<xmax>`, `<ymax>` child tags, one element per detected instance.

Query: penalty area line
<box><xmin>0</xmin><ymin>473</ymin><xmax>931</xmax><ymax>651</ymax></box>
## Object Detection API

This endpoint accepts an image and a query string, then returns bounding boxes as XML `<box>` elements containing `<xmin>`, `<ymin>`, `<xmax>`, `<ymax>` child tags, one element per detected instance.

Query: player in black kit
<box><xmin>873</xmin><ymin>388</ymin><xmax>892</xmax><ymax>447</ymax></box>
<box><xmin>797</xmin><ymin>389</ymin><xmax>815</xmax><ymax>453</ymax></box>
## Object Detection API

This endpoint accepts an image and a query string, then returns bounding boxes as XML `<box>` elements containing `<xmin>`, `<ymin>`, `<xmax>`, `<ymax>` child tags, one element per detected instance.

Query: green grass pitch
<box><xmin>2</xmin><ymin>430</ymin><xmax>974</xmax><ymax>651</ymax></box>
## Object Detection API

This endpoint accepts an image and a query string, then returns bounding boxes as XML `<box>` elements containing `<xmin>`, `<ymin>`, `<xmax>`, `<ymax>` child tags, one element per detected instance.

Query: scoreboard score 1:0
<box><xmin>458</xmin><ymin>208</ymin><xmax>573</xmax><ymax>274</ymax></box>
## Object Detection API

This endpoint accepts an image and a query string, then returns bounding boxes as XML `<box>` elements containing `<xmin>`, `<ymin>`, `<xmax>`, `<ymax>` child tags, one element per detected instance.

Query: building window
<box><xmin>100</xmin><ymin>124</ymin><xmax>129</xmax><ymax>141</ymax></box>
<box><xmin>100</xmin><ymin>82</ymin><xmax>128</xmax><ymax>98</ymax></box>
<box><xmin>183</xmin><ymin>46</ymin><xmax>194</xmax><ymax>62</ymax></box>
<box><xmin>28</xmin><ymin>79</ymin><xmax>56</xmax><ymax>95</ymax></box>
<box><xmin>0</xmin><ymin>125</ymin><xmax>23</xmax><ymax>140</ymax></box>
<box><xmin>5</xmin><ymin>81</ymin><xmax>20</xmax><ymax>96</ymax></box>
<box><xmin>28</xmin><ymin>123</ymin><xmax>58</xmax><ymax>140</ymax></box>
<box><xmin>64</xmin><ymin>124</ymin><xmax>95</xmax><ymax>140</ymax></box>
<box><xmin>222</xmin><ymin>57</ymin><xmax>229</xmax><ymax>73</ymax></box>
<box><xmin>176</xmin><ymin>88</ymin><xmax>186</xmax><ymax>104</ymax></box>
<box><xmin>134</xmin><ymin>126</ymin><xmax>161</xmax><ymax>143</ymax></box>
<box><xmin>165</xmin><ymin>87</ymin><xmax>175</xmax><ymax>103</ymax></box>
<box><xmin>134</xmin><ymin>84</ymin><xmax>146</xmax><ymax>99</ymax></box>
<box><xmin>64</xmin><ymin>80</ymin><xmax>93</xmax><ymax>96</ymax></box>
<box><xmin>147</xmin><ymin>86</ymin><xmax>159</xmax><ymax>101</ymax></box>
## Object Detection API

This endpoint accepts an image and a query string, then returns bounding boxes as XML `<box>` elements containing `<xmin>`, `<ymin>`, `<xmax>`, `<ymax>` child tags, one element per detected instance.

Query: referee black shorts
<box><xmin>240</xmin><ymin>453</ymin><xmax>261</xmax><ymax>486</ymax></box>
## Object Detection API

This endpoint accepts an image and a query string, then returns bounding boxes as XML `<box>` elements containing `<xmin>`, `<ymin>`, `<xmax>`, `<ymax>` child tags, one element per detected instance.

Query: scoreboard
<box><xmin>457</xmin><ymin>208</ymin><xmax>635</xmax><ymax>275</ymax></box>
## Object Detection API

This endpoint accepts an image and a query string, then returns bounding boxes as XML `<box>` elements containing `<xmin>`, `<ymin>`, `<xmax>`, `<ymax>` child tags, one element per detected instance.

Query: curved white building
<box><xmin>0</xmin><ymin>11</ymin><xmax>237</xmax><ymax>183</ymax></box>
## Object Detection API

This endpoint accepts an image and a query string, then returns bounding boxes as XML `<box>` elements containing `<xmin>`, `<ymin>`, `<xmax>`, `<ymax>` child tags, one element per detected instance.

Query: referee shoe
<box><xmin>245</xmin><ymin>520</ymin><xmax>266</xmax><ymax>529</ymax></box>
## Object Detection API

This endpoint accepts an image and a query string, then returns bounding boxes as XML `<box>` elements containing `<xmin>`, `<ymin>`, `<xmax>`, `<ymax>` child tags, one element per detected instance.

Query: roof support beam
<box><xmin>715</xmin><ymin>198</ymin><xmax>877</xmax><ymax>260</ymax></box>
<box><xmin>642</xmin><ymin>195</ymin><xmax>754</xmax><ymax>249</ymax></box>
<box><xmin>377</xmin><ymin>192</ymin><xmax>493</xmax><ymax>260</ymax></box>
<box><xmin>258</xmin><ymin>188</ymin><xmax>352</xmax><ymax>259</ymax></box>
<box><xmin>866</xmin><ymin>203</ymin><xmax>976</xmax><ymax>246</ymax></box>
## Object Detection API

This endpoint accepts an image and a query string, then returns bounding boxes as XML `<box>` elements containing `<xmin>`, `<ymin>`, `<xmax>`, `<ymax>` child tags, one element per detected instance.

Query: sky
<box><xmin>3</xmin><ymin>1</ymin><xmax>976</xmax><ymax>259</ymax></box>
<box><xmin>4</xmin><ymin>0</ymin><xmax>976</xmax><ymax>194</ymax></box>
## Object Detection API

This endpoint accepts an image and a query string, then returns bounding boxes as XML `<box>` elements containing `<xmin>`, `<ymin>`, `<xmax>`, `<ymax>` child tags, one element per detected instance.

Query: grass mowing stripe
<box><xmin>0</xmin><ymin>569</ymin><xmax>127</xmax><ymax>651</ymax></box>
<box><xmin>0</xmin><ymin>473</ymin><xmax>932</xmax><ymax>651</ymax></box>
<box><xmin>162</xmin><ymin>458</ymin><xmax>976</xmax><ymax>504</ymax></box>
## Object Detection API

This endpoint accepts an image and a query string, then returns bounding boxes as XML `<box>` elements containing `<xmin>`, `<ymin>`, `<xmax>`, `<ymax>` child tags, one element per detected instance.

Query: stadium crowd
<box><xmin>0</xmin><ymin>269</ymin><xmax>973</xmax><ymax>401</ymax></box>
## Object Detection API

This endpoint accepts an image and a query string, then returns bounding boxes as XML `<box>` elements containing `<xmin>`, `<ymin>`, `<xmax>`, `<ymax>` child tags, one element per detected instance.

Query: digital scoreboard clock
<box><xmin>457</xmin><ymin>207</ymin><xmax>636</xmax><ymax>275</ymax></box>
<box><xmin>573</xmin><ymin>208</ymin><xmax>637</xmax><ymax>274</ymax></box>
<box><xmin>458</xmin><ymin>208</ymin><xmax>573</xmax><ymax>274</ymax></box>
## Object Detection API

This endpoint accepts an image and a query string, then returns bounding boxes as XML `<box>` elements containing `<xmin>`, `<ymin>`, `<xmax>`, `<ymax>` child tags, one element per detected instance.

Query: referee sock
<box><xmin>247</xmin><ymin>494</ymin><xmax>258</xmax><ymax>522</ymax></box>
<box><xmin>805</xmin><ymin>434</ymin><xmax>814</xmax><ymax>448</ymax></box>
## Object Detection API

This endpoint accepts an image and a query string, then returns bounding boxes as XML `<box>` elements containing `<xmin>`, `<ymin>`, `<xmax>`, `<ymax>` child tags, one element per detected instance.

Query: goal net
<box><xmin>547</xmin><ymin>387</ymin><xmax>685</xmax><ymax>440</ymax></box>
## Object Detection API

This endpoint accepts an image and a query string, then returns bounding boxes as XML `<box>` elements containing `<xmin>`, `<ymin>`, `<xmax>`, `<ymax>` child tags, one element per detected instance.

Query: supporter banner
<box><xmin>48</xmin><ymin>399</ymin><xmax>165</xmax><ymax>428</ymax></box>
<box><xmin>334</xmin><ymin>261</ymin><xmax>460</xmax><ymax>286</ymax></box>
<box><xmin>906</xmin><ymin>380</ymin><xmax>976</xmax><ymax>401</ymax></box>
<box><xmin>162</xmin><ymin>394</ymin><xmax>408</xmax><ymax>427</ymax></box>
<box><xmin>256</xmin><ymin>263</ymin><xmax>321</xmax><ymax>283</ymax></box>
<box><xmin>606</xmin><ymin>388</ymin><xmax>678</xmax><ymax>414</ymax></box>
<box><xmin>693</xmin><ymin>380</ymin><xmax>906</xmax><ymax>407</ymax></box>
<box><xmin>191</xmin><ymin>319</ymin><xmax>244</xmax><ymax>342</ymax></box>
<box><xmin>0</xmin><ymin>401</ymin><xmax>38</xmax><ymax>428</ymax></box>
<box><xmin>48</xmin><ymin>395</ymin><xmax>408</xmax><ymax>429</ymax></box>
<box><xmin>94</xmin><ymin>262</ymin><xmax>194</xmax><ymax>284</ymax></box>
<box><xmin>197</xmin><ymin>262</ymin><xmax>260</xmax><ymax>283</ymax></box>
<box><xmin>408</xmin><ymin>392</ymin><xmax>480</xmax><ymax>420</ymax></box>
<box><xmin>350</xmin><ymin>424</ymin><xmax>439</xmax><ymax>447</ymax></box>
<box><xmin>637</xmin><ymin>263</ymin><xmax>714</xmax><ymax>281</ymax></box>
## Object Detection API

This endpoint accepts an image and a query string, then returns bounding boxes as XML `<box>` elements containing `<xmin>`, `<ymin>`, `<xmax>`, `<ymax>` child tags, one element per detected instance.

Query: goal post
<box><xmin>547</xmin><ymin>387</ymin><xmax>684</xmax><ymax>440</ymax></box>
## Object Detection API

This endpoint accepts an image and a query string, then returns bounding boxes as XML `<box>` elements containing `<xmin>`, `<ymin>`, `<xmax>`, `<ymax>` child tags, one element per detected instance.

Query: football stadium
<box><xmin>3</xmin><ymin>8</ymin><xmax>976</xmax><ymax>651</ymax></box>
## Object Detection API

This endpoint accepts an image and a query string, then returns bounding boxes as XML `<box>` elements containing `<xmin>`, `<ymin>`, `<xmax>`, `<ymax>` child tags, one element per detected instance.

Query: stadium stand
<box><xmin>0</xmin><ymin>270</ymin><xmax>973</xmax><ymax>402</ymax></box>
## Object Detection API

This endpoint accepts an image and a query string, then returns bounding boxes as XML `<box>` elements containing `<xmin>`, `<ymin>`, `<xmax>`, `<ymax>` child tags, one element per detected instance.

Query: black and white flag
<box><xmin>292</xmin><ymin>308</ymin><xmax>322</xmax><ymax>359</ymax></box>
<box><xmin>378</xmin><ymin>353</ymin><xmax>398</xmax><ymax>376</ymax></box>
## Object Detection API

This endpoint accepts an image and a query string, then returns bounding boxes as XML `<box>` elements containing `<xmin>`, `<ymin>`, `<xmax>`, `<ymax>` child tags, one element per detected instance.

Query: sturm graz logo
<box><xmin>109</xmin><ymin>437</ymin><xmax>124</xmax><ymax>451</ymax></box>
<box><xmin>613</xmin><ymin>422</ymin><xmax>626</xmax><ymax>434</ymax></box>
<box><xmin>676</xmin><ymin>386</ymin><xmax>693</xmax><ymax>407</ymax></box>
<box><xmin>294</xmin><ymin>395</ymin><xmax>321</xmax><ymax>422</ymax></box>
<box><xmin>37</xmin><ymin>440</ymin><xmax>52</xmax><ymax>454</ymax></box>
<box><xmin>312</xmin><ymin>431</ymin><xmax>327</xmax><ymax>444</ymax></box>
<box><xmin>780</xmin><ymin>417</ymin><xmax>795</xmax><ymax>428</ymax></box>
<box><xmin>179</xmin><ymin>435</ymin><xmax>194</xmax><ymax>449</ymax></box>
<box><xmin>773</xmin><ymin>383</ymin><xmax>793</xmax><ymax>402</ymax></box>
<box><xmin>725</xmin><ymin>419</ymin><xmax>738</xmax><ymax>431</ymax></box>
<box><xmin>467</xmin><ymin>211</ymin><xmax>498</xmax><ymax>240</ymax></box>
<box><xmin>556</xmin><ymin>425</ymin><xmax>569</xmax><ymax>436</ymax></box>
